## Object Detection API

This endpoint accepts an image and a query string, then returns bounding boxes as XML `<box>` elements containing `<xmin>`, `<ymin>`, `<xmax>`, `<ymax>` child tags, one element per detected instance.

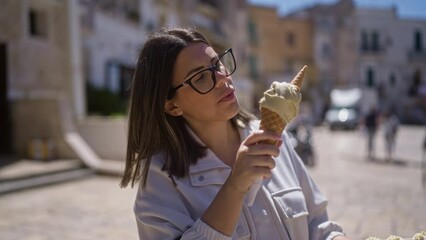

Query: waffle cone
<box><xmin>259</xmin><ymin>107</ymin><xmax>286</xmax><ymax>144</ymax></box>
<box><xmin>290</xmin><ymin>65</ymin><xmax>307</xmax><ymax>92</ymax></box>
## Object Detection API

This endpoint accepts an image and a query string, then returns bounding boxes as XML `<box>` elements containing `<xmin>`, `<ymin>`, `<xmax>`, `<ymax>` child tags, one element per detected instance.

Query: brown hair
<box><xmin>120</xmin><ymin>27</ymin><xmax>253</xmax><ymax>188</ymax></box>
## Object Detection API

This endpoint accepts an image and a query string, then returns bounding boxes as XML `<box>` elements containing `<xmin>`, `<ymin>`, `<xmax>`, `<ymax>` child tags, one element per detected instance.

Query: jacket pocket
<box><xmin>271</xmin><ymin>187</ymin><xmax>309</xmax><ymax>240</ymax></box>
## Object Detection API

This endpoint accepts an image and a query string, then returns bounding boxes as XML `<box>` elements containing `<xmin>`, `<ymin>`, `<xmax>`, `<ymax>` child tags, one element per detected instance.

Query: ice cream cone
<box><xmin>259</xmin><ymin>107</ymin><xmax>286</xmax><ymax>144</ymax></box>
<box><xmin>290</xmin><ymin>65</ymin><xmax>307</xmax><ymax>92</ymax></box>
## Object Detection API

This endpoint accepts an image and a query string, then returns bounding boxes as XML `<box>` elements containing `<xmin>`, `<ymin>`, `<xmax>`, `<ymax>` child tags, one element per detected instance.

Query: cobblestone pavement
<box><xmin>0</xmin><ymin>176</ymin><xmax>139</xmax><ymax>240</ymax></box>
<box><xmin>0</xmin><ymin>126</ymin><xmax>425</xmax><ymax>240</ymax></box>
<box><xmin>309</xmin><ymin>126</ymin><xmax>426</xmax><ymax>239</ymax></box>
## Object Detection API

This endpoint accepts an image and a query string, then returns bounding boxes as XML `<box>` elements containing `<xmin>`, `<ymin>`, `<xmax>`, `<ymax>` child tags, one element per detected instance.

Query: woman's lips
<box><xmin>219</xmin><ymin>91</ymin><xmax>235</xmax><ymax>102</ymax></box>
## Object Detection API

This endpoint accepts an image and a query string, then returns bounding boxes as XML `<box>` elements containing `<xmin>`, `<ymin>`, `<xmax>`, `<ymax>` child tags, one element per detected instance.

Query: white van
<box><xmin>325</xmin><ymin>88</ymin><xmax>362</xmax><ymax>130</ymax></box>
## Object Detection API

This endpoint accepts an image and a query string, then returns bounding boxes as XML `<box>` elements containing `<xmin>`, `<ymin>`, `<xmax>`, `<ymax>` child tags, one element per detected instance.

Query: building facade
<box><xmin>355</xmin><ymin>6</ymin><xmax>426</xmax><ymax>122</ymax></box>
<box><xmin>0</xmin><ymin>0</ymin><xmax>83</xmax><ymax>158</ymax></box>
<box><xmin>1</xmin><ymin>0</ymin><xmax>255</xmax><ymax>159</ymax></box>
<box><xmin>270</xmin><ymin>0</ymin><xmax>426</xmax><ymax>122</ymax></box>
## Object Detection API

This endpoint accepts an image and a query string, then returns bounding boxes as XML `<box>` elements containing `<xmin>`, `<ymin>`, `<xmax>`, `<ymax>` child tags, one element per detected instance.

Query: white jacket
<box><xmin>134</xmin><ymin>121</ymin><xmax>344</xmax><ymax>240</ymax></box>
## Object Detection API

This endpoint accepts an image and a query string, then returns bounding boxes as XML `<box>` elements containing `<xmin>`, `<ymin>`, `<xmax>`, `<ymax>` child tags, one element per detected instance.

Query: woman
<box><xmin>121</xmin><ymin>27</ymin><xmax>349</xmax><ymax>240</ymax></box>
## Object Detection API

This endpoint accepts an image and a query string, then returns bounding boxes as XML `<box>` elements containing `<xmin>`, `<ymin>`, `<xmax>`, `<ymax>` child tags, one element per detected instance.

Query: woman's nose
<box><xmin>215</xmin><ymin>71</ymin><xmax>231</xmax><ymax>88</ymax></box>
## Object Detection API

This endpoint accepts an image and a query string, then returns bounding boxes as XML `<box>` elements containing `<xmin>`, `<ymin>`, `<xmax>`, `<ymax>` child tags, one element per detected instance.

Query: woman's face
<box><xmin>168</xmin><ymin>42</ymin><xmax>240</xmax><ymax>125</ymax></box>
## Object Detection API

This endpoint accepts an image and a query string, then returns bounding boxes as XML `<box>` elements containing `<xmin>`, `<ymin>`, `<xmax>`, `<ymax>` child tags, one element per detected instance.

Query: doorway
<box><xmin>0</xmin><ymin>43</ymin><xmax>12</xmax><ymax>155</ymax></box>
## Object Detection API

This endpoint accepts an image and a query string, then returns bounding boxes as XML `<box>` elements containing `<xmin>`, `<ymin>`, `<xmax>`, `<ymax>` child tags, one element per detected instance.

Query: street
<box><xmin>309</xmin><ymin>126</ymin><xmax>426</xmax><ymax>239</ymax></box>
<box><xmin>0</xmin><ymin>126</ymin><xmax>425</xmax><ymax>240</ymax></box>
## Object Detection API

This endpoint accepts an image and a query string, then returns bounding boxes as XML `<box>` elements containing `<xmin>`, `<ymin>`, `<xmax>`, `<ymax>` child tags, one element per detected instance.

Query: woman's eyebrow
<box><xmin>184</xmin><ymin>55</ymin><xmax>218</xmax><ymax>79</ymax></box>
<box><xmin>184</xmin><ymin>66</ymin><xmax>204</xmax><ymax>79</ymax></box>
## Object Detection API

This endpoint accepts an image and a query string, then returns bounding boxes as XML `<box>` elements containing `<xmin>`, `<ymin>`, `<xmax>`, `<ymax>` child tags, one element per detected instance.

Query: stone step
<box><xmin>0</xmin><ymin>168</ymin><xmax>95</xmax><ymax>195</ymax></box>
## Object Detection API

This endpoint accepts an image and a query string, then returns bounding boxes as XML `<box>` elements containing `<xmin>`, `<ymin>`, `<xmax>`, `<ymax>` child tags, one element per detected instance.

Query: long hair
<box><xmin>120</xmin><ymin>27</ymin><xmax>253</xmax><ymax>188</ymax></box>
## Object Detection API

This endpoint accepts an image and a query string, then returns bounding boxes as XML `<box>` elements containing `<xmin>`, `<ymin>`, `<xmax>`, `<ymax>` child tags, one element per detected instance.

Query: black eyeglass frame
<box><xmin>167</xmin><ymin>48</ymin><xmax>236</xmax><ymax>99</ymax></box>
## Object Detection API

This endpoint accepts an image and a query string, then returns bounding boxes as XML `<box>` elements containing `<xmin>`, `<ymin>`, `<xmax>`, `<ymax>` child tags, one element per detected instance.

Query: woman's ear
<box><xmin>164</xmin><ymin>99</ymin><xmax>183</xmax><ymax>116</ymax></box>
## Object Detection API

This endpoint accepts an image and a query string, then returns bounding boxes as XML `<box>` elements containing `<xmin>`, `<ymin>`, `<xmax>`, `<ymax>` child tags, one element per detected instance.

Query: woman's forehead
<box><xmin>174</xmin><ymin>43</ymin><xmax>216</xmax><ymax>79</ymax></box>
<box><xmin>183</xmin><ymin>42</ymin><xmax>216</xmax><ymax>60</ymax></box>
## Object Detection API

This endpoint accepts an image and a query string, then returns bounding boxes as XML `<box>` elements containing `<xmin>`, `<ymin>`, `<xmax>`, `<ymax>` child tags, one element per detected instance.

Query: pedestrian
<box><xmin>381</xmin><ymin>111</ymin><xmax>399</xmax><ymax>161</ymax></box>
<box><xmin>120</xmin><ymin>27</ymin><xmax>349</xmax><ymax>240</ymax></box>
<box><xmin>364</xmin><ymin>107</ymin><xmax>379</xmax><ymax>159</ymax></box>
<box><xmin>423</xmin><ymin>129</ymin><xmax>426</xmax><ymax>193</ymax></box>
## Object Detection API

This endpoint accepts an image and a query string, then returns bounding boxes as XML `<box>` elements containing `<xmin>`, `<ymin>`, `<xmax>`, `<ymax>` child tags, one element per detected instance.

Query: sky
<box><xmin>248</xmin><ymin>0</ymin><xmax>426</xmax><ymax>20</ymax></box>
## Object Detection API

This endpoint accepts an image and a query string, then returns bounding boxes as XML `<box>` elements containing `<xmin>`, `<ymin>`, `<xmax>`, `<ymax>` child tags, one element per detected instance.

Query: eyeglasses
<box><xmin>167</xmin><ymin>48</ymin><xmax>236</xmax><ymax>99</ymax></box>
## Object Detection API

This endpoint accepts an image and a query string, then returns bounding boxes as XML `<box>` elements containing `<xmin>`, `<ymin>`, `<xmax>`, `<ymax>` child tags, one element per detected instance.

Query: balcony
<box><xmin>407</xmin><ymin>49</ymin><xmax>426</xmax><ymax>62</ymax></box>
<box><xmin>360</xmin><ymin>45</ymin><xmax>384</xmax><ymax>54</ymax></box>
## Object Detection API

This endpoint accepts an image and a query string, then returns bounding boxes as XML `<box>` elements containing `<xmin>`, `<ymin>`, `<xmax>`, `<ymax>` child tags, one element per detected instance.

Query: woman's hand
<box><xmin>201</xmin><ymin>130</ymin><xmax>282</xmax><ymax>236</ymax></box>
<box><xmin>226</xmin><ymin>130</ymin><xmax>282</xmax><ymax>194</ymax></box>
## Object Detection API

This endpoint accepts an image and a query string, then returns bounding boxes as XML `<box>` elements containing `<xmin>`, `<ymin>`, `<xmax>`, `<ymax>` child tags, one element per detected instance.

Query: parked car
<box><xmin>325</xmin><ymin>88</ymin><xmax>362</xmax><ymax>130</ymax></box>
<box><xmin>325</xmin><ymin>107</ymin><xmax>359</xmax><ymax>130</ymax></box>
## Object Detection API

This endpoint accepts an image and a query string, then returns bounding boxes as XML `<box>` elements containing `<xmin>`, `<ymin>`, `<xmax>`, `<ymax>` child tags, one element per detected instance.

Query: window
<box><xmin>322</xmin><ymin>43</ymin><xmax>331</xmax><ymax>59</ymax></box>
<box><xmin>414</xmin><ymin>30</ymin><xmax>423</xmax><ymax>52</ymax></box>
<box><xmin>366</xmin><ymin>67</ymin><xmax>375</xmax><ymax>87</ymax></box>
<box><xmin>287</xmin><ymin>32</ymin><xmax>295</xmax><ymax>47</ymax></box>
<box><xmin>249</xmin><ymin>55</ymin><xmax>258</xmax><ymax>80</ymax></box>
<box><xmin>371</xmin><ymin>31</ymin><xmax>379</xmax><ymax>51</ymax></box>
<box><xmin>248</xmin><ymin>20</ymin><xmax>258</xmax><ymax>46</ymax></box>
<box><xmin>389</xmin><ymin>73</ymin><xmax>396</xmax><ymax>87</ymax></box>
<box><xmin>361</xmin><ymin>30</ymin><xmax>368</xmax><ymax>50</ymax></box>
<box><xmin>360</xmin><ymin>30</ymin><xmax>380</xmax><ymax>52</ymax></box>
<box><xmin>408</xmin><ymin>70</ymin><xmax>421</xmax><ymax>97</ymax></box>
<box><xmin>29</xmin><ymin>9</ymin><xmax>48</xmax><ymax>38</ymax></box>
<box><xmin>106</xmin><ymin>61</ymin><xmax>134</xmax><ymax>100</ymax></box>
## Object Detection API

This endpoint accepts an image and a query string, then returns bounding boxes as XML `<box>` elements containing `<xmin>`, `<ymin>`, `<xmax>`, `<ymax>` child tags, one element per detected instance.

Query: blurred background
<box><xmin>0</xmin><ymin>0</ymin><xmax>425</xmax><ymax>239</ymax></box>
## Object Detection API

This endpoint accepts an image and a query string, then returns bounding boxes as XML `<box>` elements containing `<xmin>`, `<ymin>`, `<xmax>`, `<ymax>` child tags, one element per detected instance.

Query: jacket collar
<box><xmin>185</xmin><ymin>121</ymin><xmax>257</xmax><ymax>186</ymax></box>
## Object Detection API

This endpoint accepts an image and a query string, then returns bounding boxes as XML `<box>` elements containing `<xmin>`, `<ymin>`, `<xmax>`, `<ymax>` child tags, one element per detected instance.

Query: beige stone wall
<box><xmin>78</xmin><ymin>117</ymin><xmax>127</xmax><ymax>161</ymax></box>
<box><xmin>280</xmin><ymin>17</ymin><xmax>316</xmax><ymax>86</ymax></box>
<box><xmin>11</xmin><ymin>99</ymin><xmax>76</xmax><ymax>158</ymax></box>
<box><xmin>248</xmin><ymin>6</ymin><xmax>316</xmax><ymax>87</ymax></box>
<box><xmin>2</xmin><ymin>0</ymin><xmax>72</xmax><ymax>97</ymax></box>
<box><xmin>248</xmin><ymin>6</ymin><xmax>283</xmax><ymax>75</ymax></box>
<box><xmin>1</xmin><ymin>0</ymin><xmax>75</xmax><ymax>157</ymax></box>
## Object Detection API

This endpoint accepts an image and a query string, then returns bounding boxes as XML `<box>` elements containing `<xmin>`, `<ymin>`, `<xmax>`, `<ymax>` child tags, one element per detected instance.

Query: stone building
<box><xmin>288</xmin><ymin>0</ymin><xmax>356</xmax><ymax>121</ymax></box>
<box><xmin>277</xmin><ymin>0</ymin><xmax>426</xmax><ymax>122</ymax></box>
<box><xmin>0</xmin><ymin>0</ymin><xmax>83</xmax><ymax>158</ymax></box>
<box><xmin>355</xmin><ymin>6</ymin><xmax>426</xmax><ymax>122</ymax></box>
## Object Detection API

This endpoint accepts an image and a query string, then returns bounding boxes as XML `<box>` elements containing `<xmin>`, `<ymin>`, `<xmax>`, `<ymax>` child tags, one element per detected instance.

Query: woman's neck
<box><xmin>189</xmin><ymin>120</ymin><xmax>241</xmax><ymax>166</ymax></box>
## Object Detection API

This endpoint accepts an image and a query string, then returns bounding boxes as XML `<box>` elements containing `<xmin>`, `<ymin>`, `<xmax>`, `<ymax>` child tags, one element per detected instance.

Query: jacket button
<box><xmin>236</xmin><ymin>226</ymin><xmax>245</xmax><ymax>235</ymax></box>
<box><xmin>285</xmin><ymin>207</ymin><xmax>294</xmax><ymax>217</ymax></box>
<box><xmin>198</xmin><ymin>175</ymin><xmax>204</xmax><ymax>181</ymax></box>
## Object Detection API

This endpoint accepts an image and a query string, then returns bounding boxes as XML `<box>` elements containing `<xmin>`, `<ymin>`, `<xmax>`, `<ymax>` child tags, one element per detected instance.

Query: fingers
<box><xmin>243</xmin><ymin>155</ymin><xmax>276</xmax><ymax>169</ymax></box>
<box><xmin>243</xmin><ymin>130</ymin><xmax>281</xmax><ymax>146</ymax></box>
<box><xmin>229</xmin><ymin>130</ymin><xmax>282</xmax><ymax>191</ymax></box>
<box><xmin>240</xmin><ymin>130</ymin><xmax>282</xmax><ymax>158</ymax></box>
<box><xmin>241</xmin><ymin>142</ymin><xmax>280</xmax><ymax>158</ymax></box>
